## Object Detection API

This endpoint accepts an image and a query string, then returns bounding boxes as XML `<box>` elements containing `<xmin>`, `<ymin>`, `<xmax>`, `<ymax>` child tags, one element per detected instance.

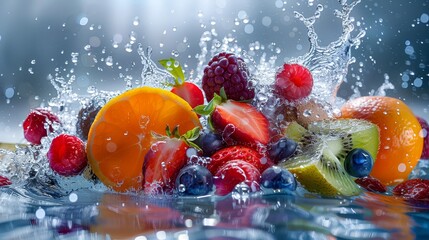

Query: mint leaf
<box><xmin>159</xmin><ymin>58</ymin><xmax>185</xmax><ymax>86</ymax></box>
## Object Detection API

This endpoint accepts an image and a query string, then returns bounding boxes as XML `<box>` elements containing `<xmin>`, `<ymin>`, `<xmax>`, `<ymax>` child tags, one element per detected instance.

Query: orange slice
<box><xmin>86</xmin><ymin>87</ymin><xmax>201</xmax><ymax>192</ymax></box>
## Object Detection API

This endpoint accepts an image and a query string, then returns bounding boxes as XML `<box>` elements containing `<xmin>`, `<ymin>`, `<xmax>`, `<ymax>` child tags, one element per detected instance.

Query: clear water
<box><xmin>1</xmin><ymin>0</ymin><xmax>429</xmax><ymax>239</ymax></box>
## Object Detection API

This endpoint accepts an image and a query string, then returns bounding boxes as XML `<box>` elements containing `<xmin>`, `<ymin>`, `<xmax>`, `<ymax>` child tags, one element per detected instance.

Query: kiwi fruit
<box><xmin>280</xmin><ymin>119</ymin><xmax>380</xmax><ymax>197</ymax></box>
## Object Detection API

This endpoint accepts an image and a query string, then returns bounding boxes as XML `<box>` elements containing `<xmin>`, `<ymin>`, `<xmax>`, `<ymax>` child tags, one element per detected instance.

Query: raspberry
<box><xmin>0</xmin><ymin>176</ymin><xmax>12</xmax><ymax>186</ymax></box>
<box><xmin>416</xmin><ymin>116</ymin><xmax>429</xmax><ymax>159</ymax></box>
<box><xmin>23</xmin><ymin>108</ymin><xmax>61</xmax><ymax>145</ymax></box>
<box><xmin>355</xmin><ymin>176</ymin><xmax>387</xmax><ymax>193</ymax></box>
<box><xmin>393</xmin><ymin>178</ymin><xmax>429</xmax><ymax>200</ymax></box>
<box><xmin>202</xmin><ymin>52</ymin><xmax>255</xmax><ymax>101</ymax></box>
<box><xmin>47</xmin><ymin>134</ymin><xmax>88</xmax><ymax>176</ymax></box>
<box><xmin>274</xmin><ymin>63</ymin><xmax>313</xmax><ymax>101</ymax></box>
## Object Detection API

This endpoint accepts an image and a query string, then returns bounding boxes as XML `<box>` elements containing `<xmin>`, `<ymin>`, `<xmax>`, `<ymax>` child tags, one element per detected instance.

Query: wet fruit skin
<box><xmin>355</xmin><ymin>176</ymin><xmax>387</xmax><ymax>193</ymax></box>
<box><xmin>47</xmin><ymin>134</ymin><xmax>88</xmax><ymax>176</ymax></box>
<box><xmin>202</xmin><ymin>52</ymin><xmax>255</xmax><ymax>101</ymax></box>
<box><xmin>0</xmin><ymin>176</ymin><xmax>12</xmax><ymax>186</ymax></box>
<box><xmin>416</xmin><ymin>116</ymin><xmax>429</xmax><ymax>159</ymax></box>
<box><xmin>274</xmin><ymin>63</ymin><xmax>314</xmax><ymax>101</ymax></box>
<box><xmin>213</xmin><ymin>160</ymin><xmax>261</xmax><ymax>196</ymax></box>
<box><xmin>76</xmin><ymin>105</ymin><xmax>101</xmax><ymax>141</ymax></box>
<box><xmin>344</xmin><ymin>148</ymin><xmax>374</xmax><ymax>178</ymax></box>
<box><xmin>211</xmin><ymin>100</ymin><xmax>270</xmax><ymax>146</ymax></box>
<box><xmin>171</xmin><ymin>82</ymin><xmax>204</xmax><ymax>109</ymax></box>
<box><xmin>193</xmin><ymin>131</ymin><xmax>225</xmax><ymax>157</ymax></box>
<box><xmin>207</xmin><ymin>145</ymin><xmax>273</xmax><ymax>174</ymax></box>
<box><xmin>340</xmin><ymin>96</ymin><xmax>423</xmax><ymax>186</ymax></box>
<box><xmin>268</xmin><ymin>137</ymin><xmax>298</xmax><ymax>164</ymax></box>
<box><xmin>175</xmin><ymin>164</ymin><xmax>213</xmax><ymax>196</ymax></box>
<box><xmin>23</xmin><ymin>108</ymin><xmax>61</xmax><ymax>145</ymax></box>
<box><xmin>86</xmin><ymin>87</ymin><xmax>201</xmax><ymax>192</ymax></box>
<box><xmin>260</xmin><ymin>166</ymin><xmax>297</xmax><ymax>191</ymax></box>
<box><xmin>393</xmin><ymin>178</ymin><xmax>429</xmax><ymax>200</ymax></box>
<box><xmin>142</xmin><ymin>138</ymin><xmax>188</xmax><ymax>195</ymax></box>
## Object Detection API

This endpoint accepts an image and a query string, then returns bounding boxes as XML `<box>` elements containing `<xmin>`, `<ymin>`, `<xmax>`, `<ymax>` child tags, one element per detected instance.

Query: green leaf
<box><xmin>180</xmin><ymin>127</ymin><xmax>202</xmax><ymax>151</ymax></box>
<box><xmin>182</xmin><ymin>127</ymin><xmax>201</xmax><ymax>142</ymax></box>
<box><xmin>172</xmin><ymin>125</ymin><xmax>181</xmax><ymax>138</ymax></box>
<box><xmin>186</xmin><ymin>141</ymin><xmax>202</xmax><ymax>152</ymax></box>
<box><xmin>165</xmin><ymin>125</ymin><xmax>172</xmax><ymax>137</ymax></box>
<box><xmin>159</xmin><ymin>58</ymin><xmax>185</xmax><ymax>86</ymax></box>
<box><xmin>219</xmin><ymin>87</ymin><xmax>228</xmax><ymax>101</ymax></box>
<box><xmin>193</xmin><ymin>93</ymin><xmax>224</xmax><ymax>116</ymax></box>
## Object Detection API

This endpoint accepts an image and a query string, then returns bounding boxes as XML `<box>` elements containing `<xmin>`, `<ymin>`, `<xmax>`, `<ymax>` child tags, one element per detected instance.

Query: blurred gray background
<box><xmin>0</xmin><ymin>0</ymin><xmax>428</xmax><ymax>143</ymax></box>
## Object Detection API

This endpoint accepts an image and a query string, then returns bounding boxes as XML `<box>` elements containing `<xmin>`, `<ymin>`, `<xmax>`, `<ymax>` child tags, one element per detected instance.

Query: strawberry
<box><xmin>0</xmin><ymin>176</ymin><xmax>12</xmax><ymax>186</ymax></box>
<box><xmin>207</xmin><ymin>145</ymin><xmax>273</xmax><ymax>174</ymax></box>
<box><xmin>23</xmin><ymin>108</ymin><xmax>61</xmax><ymax>145</ymax></box>
<box><xmin>47</xmin><ymin>134</ymin><xmax>87</xmax><ymax>176</ymax></box>
<box><xmin>393</xmin><ymin>178</ymin><xmax>429</xmax><ymax>200</ymax></box>
<box><xmin>416</xmin><ymin>116</ymin><xmax>429</xmax><ymax>159</ymax></box>
<box><xmin>355</xmin><ymin>176</ymin><xmax>387</xmax><ymax>193</ymax></box>
<box><xmin>194</xmin><ymin>89</ymin><xmax>270</xmax><ymax>146</ymax></box>
<box><xmin>274</xmin><ymin>63</ymin><xmax>313</xmax><ymax>101</ymax></box>
<box><xmin>142</xmin><ymin>126</ymin><xmax>200</xmax><ymax>194</ymax></box>
<box><xmin>159</xmin><ymin>58</ymin><xmax>204</xmax><ymax>108</ymax></box>
<box><xmin>213</xmin><ymin>160</ymin><xmax>261</xmax><ymax>196</ymax></box>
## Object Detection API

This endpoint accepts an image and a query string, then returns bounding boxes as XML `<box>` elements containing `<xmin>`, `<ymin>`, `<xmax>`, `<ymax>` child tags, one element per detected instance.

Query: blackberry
<box><xmin>76</xmin><ymin>104</ymin><xmax>101</xmax><ymax>141</ymax></box>
<box><xmin>202</xmin><ymin>52</ymin><xmax>255</xmax><ymax>101</ymax></box>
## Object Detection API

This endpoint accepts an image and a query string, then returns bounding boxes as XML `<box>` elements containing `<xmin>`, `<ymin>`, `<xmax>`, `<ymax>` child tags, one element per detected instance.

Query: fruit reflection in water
<box><xmin>90</xmin><ymin>194</ymin><xmax>182</xmax><ymax>239</ymax></box>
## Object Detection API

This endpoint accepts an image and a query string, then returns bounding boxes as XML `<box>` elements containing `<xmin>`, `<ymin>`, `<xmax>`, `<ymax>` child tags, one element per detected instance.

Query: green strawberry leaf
<box><xmin>159</xmin><ymin>58</ymin><xmax>185</xmax><ymax>86</ymax></box>
<box><xmin>193</xmin><ymin>93</ymin><xmax>223</xmax><ymax>116</ymax></box>
<box><xmin>181</xmin><ymin>127</ymin><xmax>202</xmax><ymax>151</ymax></box>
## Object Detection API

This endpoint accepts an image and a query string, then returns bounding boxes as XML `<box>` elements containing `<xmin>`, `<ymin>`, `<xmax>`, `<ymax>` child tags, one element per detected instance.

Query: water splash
<box><xmin>293</xmin><ymin>0</ymin><xmax>366</xmax><ymax>105</ymax></box>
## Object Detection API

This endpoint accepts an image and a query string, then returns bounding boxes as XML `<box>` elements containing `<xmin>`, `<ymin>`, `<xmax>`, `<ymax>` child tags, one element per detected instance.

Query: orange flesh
<box><xmin>86</xmin><ymin>87</ymin><xmax>201</xmax><ymax>192</ymax></box>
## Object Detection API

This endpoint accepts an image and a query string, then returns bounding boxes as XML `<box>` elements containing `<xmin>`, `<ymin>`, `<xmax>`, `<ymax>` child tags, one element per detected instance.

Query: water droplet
<box><xmin>69</xmin><ymin>192</ymin><xmax>78</xmax><ymax>202</ymax></box>
<box><xmin>171</xmin><ymin>50</ymin><xmax>179</xmax><ymax>57</ymax></box>
<box><xmin>178</xmin><ymin>184</ymin><xmax>186</xmax><ymax>193</ymax></box>
<box><xmin>79</xmin><ymin>17</ymin><xmax>89</xmax><ymax>26</ymax></box>
<box><xmin>125</xmin><ymin>43</ymin><xmax>133</xmax><ymax>52</ymax></box>
<box><xmin>105</xmin><ymin>56</ymin><xmax>113</xmax><ymax>66</ymax></box>
<box><xmin>36</xmin><ymin>208</ymin><xmax>45</xmax><ymax>219</ymax></box>
<box><xmin>133</xmin><ymin>17</ymin><xmax>140</xmax><ymax>26</ymax></box>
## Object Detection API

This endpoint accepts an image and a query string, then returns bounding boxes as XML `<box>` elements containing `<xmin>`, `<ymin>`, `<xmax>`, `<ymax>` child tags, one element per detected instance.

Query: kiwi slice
<box><xmin>281</xmin><ymin>119</ymin><xmax>380</xmax><ymax>197</ymax></box>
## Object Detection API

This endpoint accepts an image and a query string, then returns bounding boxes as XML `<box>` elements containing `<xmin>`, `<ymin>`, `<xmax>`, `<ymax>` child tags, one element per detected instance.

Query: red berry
<box><xmin>0</xmin><ymin>176</ymin><xmax>12</xmax><ymax>186</ymax></box>
<box><xmin>214</xmin><ymin>160</ymin><xmax>261</xmax><ymax>196</ymax></box>
<box><xmin>208</xmin><ymin>145</ymin><xmax>273</xmax><ymax>174</ymax></box>
<box><xmin>355</xmin><ymin>176</ymin><xmax>387</xmax><ymax>193</ymax></box>
<box><xmin>416</xmin><ymin>116</ymin><xmax>429</xmax><ymax>160</ymax></box>
<box><xmin>142</xmin><ymin>138</ymin><xmax>189</xmax><ymax>194</ymax></box>
<box><xmin>47</xmin><ymin>134</ymin><xmax>87</xmax><ymax>176</ymax></box>
<box><xmin>274</xmin><ymin>63</ymin><xmax>313</xmax><ymax>101</ymax></box>
<box><xmin>23</xmin><ymin>108</ymin><xmax>61</xmax><ymax>144</ymax></box>
<box><xmin>171</xmin><ymin>82</ymin><xmax>204</xmax><ymax>109</ymax></box>
<box><xmin>211</xmin><ymin>100</ymin><xmax>270</xmax><ymax>146</ymax></box>
<box><xmin>393</xmin><ymin>178</ymin><xmax>429</xmax><ymax>200</ymax></box>
<box><xmin>202</xmin><ymin>52</ymin><xmax>255</xmax><ymax>101</ymax></box>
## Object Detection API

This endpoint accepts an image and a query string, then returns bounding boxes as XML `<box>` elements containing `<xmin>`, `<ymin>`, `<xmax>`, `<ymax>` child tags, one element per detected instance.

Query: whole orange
<box><xmin>340</xmin><ymin>96</ymin><xmax>423</xmax><ymax>186</ymax></box>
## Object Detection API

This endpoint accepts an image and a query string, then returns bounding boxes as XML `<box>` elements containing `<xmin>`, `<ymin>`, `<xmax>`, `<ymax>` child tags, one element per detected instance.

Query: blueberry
<box><xmin>194</xmin><ymin>131</ymin><xmax>225</xmax><ymax>156</ymax></box>
<box><xmin>344</xmin><ymin>148</ymin><xmax>374</xmax><ymax>178</ymax></box>
<box><xmin>260</xmin><ymin>166</ymin><xmax>297</xmax><ymax>191</ymax></box>
<box><xmin>268</xmin><ymin>138</ymin><xmax>298</xmax><ymax>164</ymax></box>
<box><xmin>175</xmin><ymin>165</ymin><xmax>213</xmax><ymax>196</ymax></box>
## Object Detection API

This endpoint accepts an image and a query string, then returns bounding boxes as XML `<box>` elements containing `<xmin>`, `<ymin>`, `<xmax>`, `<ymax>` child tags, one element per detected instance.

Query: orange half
<box><xmin>86</xmin><ymin>87</ymin><xmax>201</xmax><ymax>192</ymax></box>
